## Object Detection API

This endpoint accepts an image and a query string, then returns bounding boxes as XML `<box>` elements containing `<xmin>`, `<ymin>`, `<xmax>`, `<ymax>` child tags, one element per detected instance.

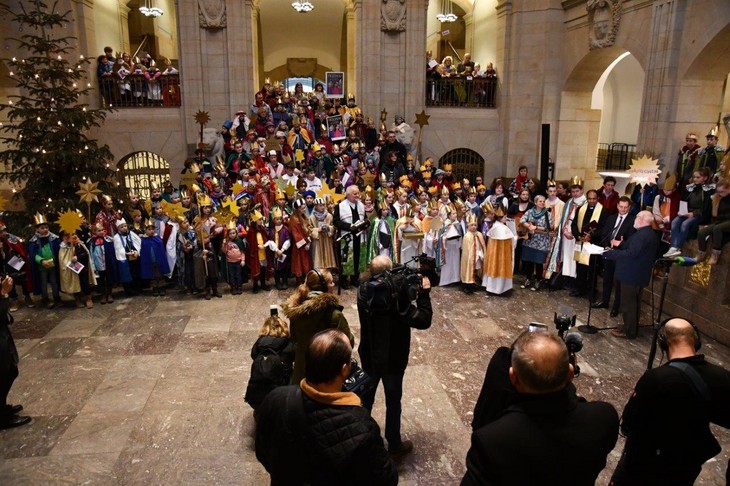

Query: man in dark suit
<box><xmin>570</xmin><ymin>189</ymin><xmax>607</xmax><ymax>299</ymax></box>
<box><xmin>462</xmin><ymin>331</ymin><xmax>619</xmax><ymax>486</ymax></box>
<box><xmin>592</xmin><ymin>196</ymin><xmax>636</xmax><ymax>316</ymax></box>
<box><xmin>604</xmin><ymin>211</ymin><xmax>659</xmax><ymax>339</ymax></box>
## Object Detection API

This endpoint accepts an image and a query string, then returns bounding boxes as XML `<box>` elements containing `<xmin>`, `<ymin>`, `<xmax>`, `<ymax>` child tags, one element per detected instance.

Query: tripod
<box><xmin>646</xmin><ymin>259</ymin><xmax>675</xmax><ymax>370</ymax></box>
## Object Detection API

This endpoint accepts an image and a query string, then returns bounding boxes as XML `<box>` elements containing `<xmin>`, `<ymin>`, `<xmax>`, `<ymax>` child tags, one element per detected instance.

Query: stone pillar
<box><xmin>636</xmin><ymin>0</ymin><xmax>688</xmax><ymax>166</ymax></box>
<box><xmin>463</xmin><ymin>12</ymin><xmax>474</xmax><ymax>54</ymax></box>
<box><xmin>71</xmin><ymin>0</ymin><xmax>99</xmax><ymax>107</ymax></box>
<box><xmin>345</xmin><ymin>3</ymin><xmax>359</xmax><ymax>98</ymax></box>
<box><xmin>250</xmin><ymin>1</ymin><xmax>261</xmax><ymax>90</ymax></box>
<box><xmin>495</xmin><ymin>0</ymin><xmax>564</xmax><ymax>176</ymax></box>
<box><xmin>118</xmin><ymin>0</ymin><xmax>131</xmax><ymax>54</ymax></box>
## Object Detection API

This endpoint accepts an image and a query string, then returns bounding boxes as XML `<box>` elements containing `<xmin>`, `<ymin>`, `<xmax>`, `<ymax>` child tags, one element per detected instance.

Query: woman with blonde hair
<box><xmin>245</xmin><ymin>310</ymin><xmax>296</xmax><ymax>411</ymax></box>
<box><xmin>282</xmin><ymin>268</ymin><xmax>354</xmax><ymax>384</ymax></box>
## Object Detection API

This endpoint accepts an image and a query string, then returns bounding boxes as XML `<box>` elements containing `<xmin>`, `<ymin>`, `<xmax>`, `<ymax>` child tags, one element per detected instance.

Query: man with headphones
<box><xmin>611</xmin><ymin>318</ymin><xmax>730</xmax><ymax>485</ymax></box>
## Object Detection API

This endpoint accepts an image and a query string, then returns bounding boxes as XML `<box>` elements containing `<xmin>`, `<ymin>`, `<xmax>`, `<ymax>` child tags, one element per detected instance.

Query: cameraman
<box><xmin>463</xmin><ymin>331</ymin><xmax>618</xmax><ymax>485</ymax></box>
<box><xmin>357</xmin><ymin>255</ymin><xmax>432</xmax><ymax>457</ymax></box>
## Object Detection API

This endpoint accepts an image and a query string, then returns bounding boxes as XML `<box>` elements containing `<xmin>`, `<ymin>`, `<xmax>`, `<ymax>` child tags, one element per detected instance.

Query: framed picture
<box><xmin>326</xmin><ymin>115</ymin><xmax>346</xmax><ymax>141</ymax></box>
<box><xmin>325</xmin><ymin>72</ymin><xmax>344</xmax><ymax>98</ymax></box>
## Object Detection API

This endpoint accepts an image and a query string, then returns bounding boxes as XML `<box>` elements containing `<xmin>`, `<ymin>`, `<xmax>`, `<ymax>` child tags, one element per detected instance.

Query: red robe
<box><xmin>288</xmin><ymin>215</ymin><xmax>311</xmax><ymax>278</ymax></box>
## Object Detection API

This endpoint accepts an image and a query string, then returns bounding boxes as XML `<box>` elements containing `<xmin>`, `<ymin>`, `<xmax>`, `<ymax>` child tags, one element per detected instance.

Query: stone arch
<box><xmin>556</xmin><ymin>48</ymin><xmax>643</xmax><ymax>186</ymax></box>
<box><xmin>438</xmin><ymin>148</ymin><xmax>484</xmax><ymax>183</ymax></box>
<box><xmin>117</xmin><ymin>151</ymin><xmax>171</xmax><ymax>199</ymax></box>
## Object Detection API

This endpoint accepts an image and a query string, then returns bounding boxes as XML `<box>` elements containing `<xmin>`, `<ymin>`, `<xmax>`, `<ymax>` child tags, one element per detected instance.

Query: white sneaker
<box><xmin>663</xmin><ymin>247</ymin><xmax>681</xmax><ymax>258</ymax></box>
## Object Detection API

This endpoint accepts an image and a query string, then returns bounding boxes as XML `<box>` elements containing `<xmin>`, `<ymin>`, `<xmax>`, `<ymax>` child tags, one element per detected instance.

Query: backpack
<box><xmin>245</xmin><ymin>343</ymin><xmax>288</xmax><ymax>409</ymax></box>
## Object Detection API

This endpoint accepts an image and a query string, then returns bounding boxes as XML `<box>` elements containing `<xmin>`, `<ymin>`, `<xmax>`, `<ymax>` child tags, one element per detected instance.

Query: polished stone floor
<box><xmin>1</xmin><ymin>280</ymin><xmax>729</xmax><ymax>485</ymax></box>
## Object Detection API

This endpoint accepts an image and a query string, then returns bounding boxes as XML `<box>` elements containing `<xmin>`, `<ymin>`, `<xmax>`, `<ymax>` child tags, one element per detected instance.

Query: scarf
<box><xmin>313</xmin><ymin>209</ymin><xmax>327</xmax><ymax>222</ymax></box>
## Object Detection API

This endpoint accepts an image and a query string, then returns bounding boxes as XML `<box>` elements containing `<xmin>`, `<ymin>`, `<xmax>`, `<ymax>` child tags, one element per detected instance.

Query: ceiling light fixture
<box><xmin>292</xmin><ymin>1</ymin><xmax>314</xmax><ymax>13</ymax></box>
<box><xmin>139</xmin><ymin>0</ymin><xmax>163</xmax><ymax>17</ymax></box>
<box><xmin>436</xmin><ymin>0</ymin><xmax>457</xmax><ymax>23</ymax></box>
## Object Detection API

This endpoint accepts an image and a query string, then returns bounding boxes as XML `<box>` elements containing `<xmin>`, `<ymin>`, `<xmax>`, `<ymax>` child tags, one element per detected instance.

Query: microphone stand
<box><xmin>647</xmin><ymin>258</ymin><xmax>675</xmax><ymax>370</ymax></box>
<box><xmin>577</xmin><ymin>253</ymin><xmax>618</xmax><ymax>333</ymax></box>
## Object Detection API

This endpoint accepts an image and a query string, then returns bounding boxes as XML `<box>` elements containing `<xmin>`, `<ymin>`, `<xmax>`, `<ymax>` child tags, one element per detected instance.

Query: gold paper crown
<box><xmin>424</xmin><ymin>157</ymin><xmax>433</xmax><ymax>167</ymax></box>
<box><xmin>477</xmin><ymin>184</ymin><xmax>486</xmax><ymax>191</ymax></box>
<box><xmin>197</xmin><ymin>193</ymin><xmax>213</xmax><ymax>207</ymax></box>
<box><xmin>419</xmin><ymin>165</ymin><xmax>427</xmax><ymax>172</ymax></box>
<box><xmin>686</xmin><ymin>132</ymin><xmax>698</xmax><ymax>141</ymax></box>
<box><xmin>377</xmin><ymin>199</ymin><xmax>390</xmax><ymax>211</ymax></box>
<box><xmin>251</xmin><ymin>210</ymin><xmax>264</xmax><ymax>223</ymax></box>
<box><xmin>569</xmin><ymin>175</ymin><xmax>584</xmax><ymax>187</ymax></box>
<box><xmin>468</xmin><ymin>186</ymin><xmax>477</xmax><ymax>195</ymax></box>
<box><xmin>403</xmin><ymin>206</ymin><xmax>414</xmax><ymax>218</ymax></box>
<box><xmin>347</xmin><ymin>93</ymin><xmax>355</xmax><ymax>100</ymax></box>
<box><xmin>428</xmin><ymin>199</ymin><xmax>439</xmax><ymax>210</ymax></box>
<box><xmin>380</xmin><ymin>172</ymin><xmax>387</xmax><ymax>183</ymax></box>
<box><xmin>663</xmin><ymin>173</ymin><xmax>678</xmax><ymax>190</ymax></box>
<box><xmin>428</xmin><ymin>186</ymin><xmax>439</xmax><ymax>195</ymax></box>
<box><xmin>144</xmin><ymin>218</ymin><xmax>155</xmax><ymax>228</ymax></box>
<box><xmin>481</xmin><ymin>200</ymin><xmax>495</xmax><ymax>214</ymax></box>
<box><xmin>397</xmin><ymin>187</ymin><xmax>409</xmax><ymax>197</ymax></box>
<box><xmin>546</xmin><ymin>179</ymin><xmax>557</xmax><ymax>188</ymax></box>
<box><xmin>452</xmin><ymin>182</ymin><xmax>461</xmax><ymax>190</ymax></box>
<box><xmin>463</xmin><ymin>178</ymin><xmax>469</xmax><ymax>185</ymax></box>
<box><xmin>707</xmin><ymin>126</ymin><xmax>718</xmax><ymax>138</ymax></box>
<box><xmin>466</xmin><ymin>213</ymin><xmax>479</xmax><ymax>225</ymax></box>
<box><xmin>443</xmin><ymin>163</ymin><xmax>453</xmax><ymax>171</ymax></box>
<box><xmin>400</xmin><ymin>179</ymin><xmax>412</xmax><ymax>188</ymax></box>
<box><xmin>407</xmin><ymin>154</ymin><xmax>414</xmax><ymax>162</ymax></box>
<box><xmin>271</xmin><ymin>207</ymin><xmax>283</xmax><ymax>220</ymax></box>
<box><xmin>33</xmin><ymin>212</ymin><xmax>48</xmax><ymax>225</ymax></box>
<box><xmin>150</xmin><ymin>181</ymin><xmax>160</xmax><ymax>190</ymax></box>
<box><xmin>441</xmin><ymin>186</ymin><xmax>450</xmax><ymax>196</ymax></box>
<box><xmin>100</xmin><ymin>194</ymin><xmax>113</xmax><ymax>204</ymax></box>
<box><xmin>275</xmin><ymin>189</ymin><xmax>286</xmax><ymax>200</ymax></box>
<box><xmin>227</xmin><ymin>220</ymin><xmax>237</xmax><ymax>231</ymax></box>
<box><xmin>422</xmin><ymin>171</ymin><xmax>432</xmax><ymax>179</ymax></box>
<box><xmin>409</xmin><ymin>197</ymin><xmax>419</xmax><ymax>208</ymax></box>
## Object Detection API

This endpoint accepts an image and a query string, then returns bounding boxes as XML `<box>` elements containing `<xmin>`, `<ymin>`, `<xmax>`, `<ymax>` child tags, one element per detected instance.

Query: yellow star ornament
<box><xmin>318</xmin><ymin>181</ymin><xmax>344</xmax><ymax>204</ymax></box>
<box><xmin>165</xmin><ymin>202</ymin><xmax>186</xmax><ymax>221</ymax></box>
<box><xmin>57</xmin><ymin>210</ymin><xmax>83</xmax><ymax>235</ymax></box>
<box><xmin>76</xmin><ymin>179</ymin><xmax>103</xmax><ymax>205</ymax></box>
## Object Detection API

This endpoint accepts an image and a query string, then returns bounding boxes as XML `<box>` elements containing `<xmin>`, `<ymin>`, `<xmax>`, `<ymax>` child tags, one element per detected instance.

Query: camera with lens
<box><xmin>384</xmin><ymin>261</ymin><xmax>424</xmax><ymax>315</ymax></box>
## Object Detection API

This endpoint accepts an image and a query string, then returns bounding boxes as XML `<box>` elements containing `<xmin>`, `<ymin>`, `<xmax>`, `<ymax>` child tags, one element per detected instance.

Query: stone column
<box><xmin>345</xmin><ymin>3</ymin><xmax>359</xmax><ymax>98</ymax></box>
<box><xmin>118</xmin><ymin>0</ymin><xmax>131</xmax><ymax>54</ymax></box>
<box><xmin>71</xmin><ymin>0</ymin><xmax>99</xmax><ymax>107</ymax></box>
<box><xmin>636</xmin><ymin>0</ymin><xmax>688</xmax><ymax>166</ymax></box>
<box><xmin>463</xmin><ymin>12</ymin><xmax>474</xmax><ymax>54</ymax></box>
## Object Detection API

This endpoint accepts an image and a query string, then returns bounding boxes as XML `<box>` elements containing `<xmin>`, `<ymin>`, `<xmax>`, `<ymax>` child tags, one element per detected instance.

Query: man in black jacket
<box><xmin>592</xmin><ymin>196</ymin><xmax>636</xmax><ymax>316</ymax></box>
<box><xmin>255</xmin><ymin>328</ymin><xmax>397</xmax><ymax>486</ymax></box>
<box><xmin>611</xmin><ymin>318</ymin><xmax>730</xmax><ymax>485</ymax></box>
<box><xmin>604</xmin><ymin>211</ymin><xmax>659</xmax><ymax>339</ymax></box>
<box><xmin>0</xmin><ymin>275</ymin><xmax>31</xmax><ymax>429</ymax></box>
<box><xmin>357</xmin><ymin>255</ymin><xmax>433</xmax><ymax>457</ymax></box>
<box><xmin>462</xmin><ymin>331</ymin><xmax>619</xmax><ymax>485</ymax></box>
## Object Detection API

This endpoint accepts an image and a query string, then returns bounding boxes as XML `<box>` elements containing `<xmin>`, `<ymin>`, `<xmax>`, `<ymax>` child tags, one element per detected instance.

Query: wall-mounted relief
<box><xmin>381</xmin><ymin>0</ymin><xmax>406</xmax><ymax>32</ymax></box>
<box><xmin>587</xmin><ymin>0</ymin><xmax>621</xmax><ymax>49</ymax></box>
<box><xmin>199</xmin><ymin>0</ymin><xmax>227</xmax><ymax>29</ymax></box>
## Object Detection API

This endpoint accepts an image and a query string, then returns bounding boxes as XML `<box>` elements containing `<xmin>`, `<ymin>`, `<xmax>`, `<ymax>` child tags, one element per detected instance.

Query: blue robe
<box><xmin>86</xmin><ymin>236</ymin><xmax>120</xmax><ymax>285</ymax></box>
<box><xmin>140</xmin><ymin>236</ymin><xmax>171</xmax><ymax>279</ymax></box>
<box><xmin>27</xmin><ymin>233</ymin><xmax>61</xmax><ymax>295</ymax></box>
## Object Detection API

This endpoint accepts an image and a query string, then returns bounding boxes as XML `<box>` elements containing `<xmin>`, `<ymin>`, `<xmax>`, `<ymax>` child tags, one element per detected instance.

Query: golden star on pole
<box><xmin>414</xmin><ymin>110</ymin><xmax>430</xmax><ymax>129</ymax></box>
<box><xmin>57</xmin><ymin>209</ymin><xmax>83</xmax><ymax>236</ymax></box>
<box><xmin>318</xmin><ymin>181</ymin><xmax>345</xmax><ymax>204</ymax></box>
<box><xmin>194</xmin><ymin>110</ymin><xmax>211</xmax><ymax>127</ymax></box>
<box><xmin>76</xmin><ymin>178</ymin><xmax>103</xmax><ymax>204</ymax></box>
<box><xmin>222</xmin><ymin>198</ymin><xmax>240</xmax><ymax>217</ymax></box>
<box><xmin>284</xmin><ymin>182</ymin><xmax>297</xmax><ymax>199</ymax></box>
<box><xmin>165</xmin><ymin>202</ymin><xmax>186</xmax><ymax>221</ymax></box>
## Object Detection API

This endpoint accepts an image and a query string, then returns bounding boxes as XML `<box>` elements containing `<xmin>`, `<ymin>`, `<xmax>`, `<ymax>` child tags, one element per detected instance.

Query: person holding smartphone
<box><xmin>0</xmin><ymin>276</ymin><xmax>31</xmax><ymax>429</ymax></box>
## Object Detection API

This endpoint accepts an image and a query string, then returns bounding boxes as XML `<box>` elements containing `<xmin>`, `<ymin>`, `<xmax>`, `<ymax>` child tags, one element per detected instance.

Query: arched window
<box><xmin>438</xmin><ymin>148</ymin><xmax>484</xmax><ymax>183</ymax></box>
<box><xmin>117</xmin><ymin>152</ymin><xmax>170</xmax><ymax>199</ymax></box>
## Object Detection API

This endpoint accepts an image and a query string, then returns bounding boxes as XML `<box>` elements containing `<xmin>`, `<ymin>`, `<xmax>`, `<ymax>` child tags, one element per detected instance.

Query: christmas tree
<box><xmin>0</xmin><ymin>0</ymin><xmax>122</xmax><ymax>235</ymax></box>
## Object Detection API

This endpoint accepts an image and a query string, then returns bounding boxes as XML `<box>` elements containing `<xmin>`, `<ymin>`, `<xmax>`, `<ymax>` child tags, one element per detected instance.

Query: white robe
<box><xmin>440</xmin><ymin>221</ymin><xmax>462</xmax><ymax>286</ymax></box>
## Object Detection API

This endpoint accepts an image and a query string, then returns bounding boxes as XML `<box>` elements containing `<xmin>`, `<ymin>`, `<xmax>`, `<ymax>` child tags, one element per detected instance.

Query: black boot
<box><xmin>252</xmin><ymin>280</ymin><xmax>259</xmax><ymax>294</ymax></box>
<box><xmin>204</xmin><ymin>287</ymin><xmax>211</xmax><ymax>300</ymax></box>
<box><xmin>213</xmin><ymin>285</ymin><xmax>223</xmax><ymax>298</ymax></box>
<box><xmin>259</xmin><ymin>273</ymin><xmax>271</xmax><ymax>291</ymax></box>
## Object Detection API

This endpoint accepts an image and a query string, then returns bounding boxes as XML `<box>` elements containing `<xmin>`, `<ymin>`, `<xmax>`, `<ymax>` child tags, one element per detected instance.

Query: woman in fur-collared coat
<box><xmin>281</xmin><ymin>269</ymin><xmax>354</xmax><ymax>384</ymax></box>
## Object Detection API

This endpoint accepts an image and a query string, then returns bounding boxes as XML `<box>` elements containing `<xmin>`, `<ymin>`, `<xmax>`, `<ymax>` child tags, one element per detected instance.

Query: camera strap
<box><xmin>668</xmin><ymin>362</ymin><xmax>711</xmax><ymax>402</ymax></box>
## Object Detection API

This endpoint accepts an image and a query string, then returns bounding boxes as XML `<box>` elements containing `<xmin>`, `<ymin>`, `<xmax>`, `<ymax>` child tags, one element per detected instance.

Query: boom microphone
<box><xmin>657</xmin><ymin>256</ymin><xmax>698</xmax><ymax>267</ymax></box>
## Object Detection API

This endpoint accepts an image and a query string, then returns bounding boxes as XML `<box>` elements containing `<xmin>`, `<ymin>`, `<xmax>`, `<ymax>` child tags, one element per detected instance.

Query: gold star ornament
<box><xmin>414</xmin><ymin>110</ymin><xmax>430</xmax><ymax>129</ymax></box>
<box><xmin>627</xmin><ymin>155</ymin><xmax>661</xmax><ymax>185</ymax></box>
<box><xmin>76</xmin><ymin>179</ymin><xmax>103</xmax><ymax>204</ymax></box>
<box><xmin>318</xmin><ymin>181</ymin><xmax>345</xmax><ymax>204</ymax></box>
<box><xmin>57</xmin><ymin>209</ymin><xmax>83</xmax><ymax>235</ymax></box>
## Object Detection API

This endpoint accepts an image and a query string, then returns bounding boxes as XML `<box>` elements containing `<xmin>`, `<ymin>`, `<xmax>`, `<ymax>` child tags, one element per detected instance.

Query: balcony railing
<box><xmin>425</xmin><ymin>77</ymin><xmax>497</xmax><ymax>108</ymax></box>
<box><xmin>98</xmin><ymin>74</ymin><xmax>181</xmax><ymax>108</ymax></box>
<box><xmin>596</xmin><ymin>143</ymin><xmax>636</xmax><ymax>171</ymax></box>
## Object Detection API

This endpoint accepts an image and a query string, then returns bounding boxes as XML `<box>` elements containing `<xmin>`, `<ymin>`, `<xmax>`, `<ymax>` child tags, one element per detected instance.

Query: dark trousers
<box><xmin>0</xmin><ymin>363</ymin><xmax>18</xmax><ymax>416</ymax></box>
<box><xmin>361</xmin><ymin>371</ymin><xmax>405</xmax><ymax>448</ymax></box>
<box><xmin>620</xmin><ymin>282</ymin><xmax>642</xmax><ymax>338</ymax></box>
<box><xmin>227</xmin><ymin>262</ymin><xmax>242</xmax><ymax>287</ymax></box>
<box><xmin>600</xmin><ymin>259</ymin><xmax>621</xmax><ymax>311</ymax></box>
<box><xmin>576</xmin><ymin>259</ymin><xmax>598</xmax><ymax>300</ymax></box>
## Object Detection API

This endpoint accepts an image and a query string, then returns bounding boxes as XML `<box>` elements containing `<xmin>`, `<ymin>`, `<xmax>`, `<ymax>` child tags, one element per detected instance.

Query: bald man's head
<box><xmin>510</xmin><ymin>332</ymin><xmax>573</xmax><ymax>394</ymax></box>
<box><xmin>662</xmin><ymin>318</ymin><xmax>699</xmax><ymax>349</ymax></box>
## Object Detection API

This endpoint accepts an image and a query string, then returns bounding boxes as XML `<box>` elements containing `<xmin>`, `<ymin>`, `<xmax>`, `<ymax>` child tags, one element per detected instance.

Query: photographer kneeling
<box><xmin>463</xmin><ymin>331</ymin><xmax>619</xmax><ymax>485</ymax></box>
<box><xmin>357</xmin><ymin>255</ymin><xmax>433</xmax><ymax>458</ymax></box>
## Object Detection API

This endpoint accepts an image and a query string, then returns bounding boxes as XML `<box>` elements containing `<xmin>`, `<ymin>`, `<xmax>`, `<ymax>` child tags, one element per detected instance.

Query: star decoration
<box><xmin>318</xmin><ymin>181</ymin><xmax>345</xmax><ymax>204</ymax></box>
<box><xmin>230</xmin><ymin>182</ymin><xmax>246</xmax><ymax>197</ymax></box>
<box><xmin>284</xmin><ymin>182</ymin><xmax>297</xmax><ymax>199</ymax></box>
<box><xmin>414</xmin><ymin>110</ymin><xmax>430</xmax><ymax>129</ymax></box>
<box><xmin>362</xmin><ymin>173</ymin><xmax>376</xmax><ymax>188</ymax></box>
<box><xmin>194</xmin><ymin>110</ymin><xmax>211</xmax><ymax>127</ymax></box>
<box><xmin>215</xmin><ymin>206</ymin><xmax>235</xmax><ymax>227</ymax></box>
<box><xmin>222</xmin><ymin>198</ymin><xmax>240</xmax><ymax>218</ymax></box>
<box><xmin>57</xmin><ymin>209</ymin><xmax>83</xmax><ymax>235</ymax></box>
<box><xmin>165</xmin><ymin>202</ymin><xmax>186</xmax><ymax>221</ymax></box>
<box><xmin>180</xmin><ymin>172</ymin><xmax>197</xmax><ymax>190</ymax></box>
<box><xmin>76</xmin><ymin>178</ymin><xmax>103</xmax><ymax>205</ymax></box>
<box><xmin>627</xmin><ymin>154</ymin><xmax>661</xmax><ymax>185</ymax></box>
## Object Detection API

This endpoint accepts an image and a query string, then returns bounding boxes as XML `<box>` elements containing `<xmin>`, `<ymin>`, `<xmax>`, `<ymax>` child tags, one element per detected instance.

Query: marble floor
<box><xmin>0</xmin><ymin>280</ymin><xmax>729</xmax><ymax>485</ymax></box>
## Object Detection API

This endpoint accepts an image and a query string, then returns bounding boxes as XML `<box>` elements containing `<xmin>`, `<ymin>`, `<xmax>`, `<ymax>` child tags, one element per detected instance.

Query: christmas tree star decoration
<box><xmin>56</xmin><ymin>209</ymin><xmax>83</xmax><ymax>235</ymax></box>
<box><xmin>222</xmin><ymin>198</ymin><xmax>240</xmax><ymax>217</ymax></box>
<box><xmin>627</xmin><ymin>155</ymin><xmax>661</xmax><ymax>185</ymax></box>
<box><xmin>414</xmin><ymin>110</ymin><xmax>430</xmax><ymax>128</ymax></box>
<box><xmin>76</xmin><ymin>178</ymin><xmax>103</xmax><ymax>204</ymax></box>
<box><xmin>165</xmin><ymin>202</ymin><xmax>186</xmax><ymax>221</ymax></box>
<box><xmin>318</xmin><ymin>181</ymin><xmax>344</xmax><ymax>204</ymax></box>
<box><xmin>284</xmin><ymin>182</ymin><xmax>297</xmax><ymax>198</ymax></box>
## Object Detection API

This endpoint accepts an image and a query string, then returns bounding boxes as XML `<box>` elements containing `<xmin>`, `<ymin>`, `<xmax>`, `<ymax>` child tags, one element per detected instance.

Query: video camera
<box><xmin>380</xmin><ymin>254</ymin><xmax>433</xmax><ymax>315</ymax></box>
<box><xmin>527</xmin><ymin>306</ymin><xmax>583</xmax><ymax>376</ymax></box>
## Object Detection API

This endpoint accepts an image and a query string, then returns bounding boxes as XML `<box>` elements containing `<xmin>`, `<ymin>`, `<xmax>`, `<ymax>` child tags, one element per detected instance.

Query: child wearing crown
<box><xmin>88</xmin><ymin>223</ymin><xmax>118</xmax><ymax>304</ymax></box>
<box><xmin>267</xmin><ymin>207</ymin><xmax>291</xmax><ymax>290</ymax></box>
<box><xmin>308</xmin><ymin>197</ymin><xmax>336</xmax><ymax>271</ymax></box>
<box><xmin>175</xmin><ymin>217</ymin><xmax>197</xmax><ymax>294</ymax></box>
<box><xmin>460</xmin><ymin>213</ymin><xmax>486</xmax><ymax>294</ymax></box>
<box><xmin>59</xmin><ymin>231</ymin><xmax>97</xmax><ymax>308</ymax></box>
<box><xmin>394</xmin><ymin>205</ymin><xmax>422</xmax><ymax>268</ymax></box>
<box><xmin>139</xmin><ymin>219</ymin><xmax>171</xmax><ymax>296</ymax></box>
<box><xmin>223</xmin><ymin>223</ymin><xmax>246</xmax><ymax>295</ymax></box>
